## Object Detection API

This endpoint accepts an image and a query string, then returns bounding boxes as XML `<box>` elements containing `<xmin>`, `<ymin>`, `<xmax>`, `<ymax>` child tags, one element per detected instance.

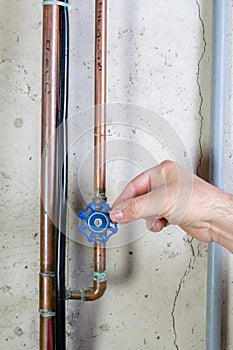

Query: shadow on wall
<box><xmin>65</xmin><ymin>0</ymin><xmax>216</xmax><ymax>349</ymax></box>
<box><xmin>66</xmin><ymin>2</ymin><xmax>141</xmax><ymax>348</ymax></box>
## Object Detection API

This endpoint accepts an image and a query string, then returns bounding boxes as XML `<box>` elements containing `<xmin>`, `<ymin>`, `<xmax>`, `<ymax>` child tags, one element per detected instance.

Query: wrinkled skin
<box><xmin>110</xmin><ymin>161</ymin><xmax>233</xmax><ymax>252</ymax></box>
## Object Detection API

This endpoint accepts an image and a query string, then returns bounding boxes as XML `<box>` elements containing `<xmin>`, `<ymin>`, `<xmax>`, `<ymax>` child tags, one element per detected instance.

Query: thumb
<box><xmin>110</xmin><ymin>185</ymin><xmax>168</xmax><ymax>223</ymax></box>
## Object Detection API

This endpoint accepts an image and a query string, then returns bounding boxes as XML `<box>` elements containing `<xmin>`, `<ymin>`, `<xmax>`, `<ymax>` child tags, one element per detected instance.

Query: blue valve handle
<box><xmin>78</xmin><ymin>202</ymin><xmax>118</xmax><ymax>243</ymax></box>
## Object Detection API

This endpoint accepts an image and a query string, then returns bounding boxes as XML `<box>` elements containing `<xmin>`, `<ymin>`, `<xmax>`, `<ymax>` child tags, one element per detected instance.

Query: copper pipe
<box><xmin>68</xmin><ymin>243</ymin><xmax>106</xmax><ymax>301</ymax></box>
<box><xmin>40</xmin><ymin>4</ymin><xmax>59</xmax><ymax>349</ymax></box>
<box><xmin>94</xmin><ymin>0</ymin><xmax>107</xmax><ymax>201</ymax></box>
<box><xmin>69</xmin><ymin>0</ymin><xmax>107</xmax><ymax>302</ymax></box>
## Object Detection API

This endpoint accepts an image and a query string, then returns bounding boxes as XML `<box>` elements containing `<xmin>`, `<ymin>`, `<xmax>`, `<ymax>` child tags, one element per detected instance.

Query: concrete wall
<box><xmin>0</xmin><ymin>0</ymin><xmax>233</xmax><ymax>349</ymax></box>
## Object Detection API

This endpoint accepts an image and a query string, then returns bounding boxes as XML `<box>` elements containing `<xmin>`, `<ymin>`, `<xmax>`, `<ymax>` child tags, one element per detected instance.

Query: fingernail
<box><xmin>110</xmin><ymin>209</ymin><xmax>125</xmax><ymax>222</ymax></box>
<box><xmin>152</xmin><ymin>222</ymin><xmax>160</xmax><ymax>231</ymax></box>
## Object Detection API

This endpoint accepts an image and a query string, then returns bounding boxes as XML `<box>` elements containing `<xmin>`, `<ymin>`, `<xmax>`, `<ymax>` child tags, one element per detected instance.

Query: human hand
<box><xmin>110</xmin><ymin>160</ymin><xmax>233</xmax><ymax>249</ymax></box>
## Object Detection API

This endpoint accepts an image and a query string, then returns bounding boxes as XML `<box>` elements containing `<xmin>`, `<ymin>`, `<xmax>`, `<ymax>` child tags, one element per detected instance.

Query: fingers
<box><xmin>112</xmin><ymin>163</ymin><xmax>167</xmax><ymax>208</ymax></box>
<box><xmin>146</xmin><ymin>218</ymin><xmax>169</xmax><ymax>232</ymax></box>
<box><xmin>110</xmin><ymin>185</ymin><xmax>169</xmax><ymax>223</ymax></box>
<box><xmin>110</xmin><ymin>161</ymin><xmax>185</xmax><ymax>224</ymax></box>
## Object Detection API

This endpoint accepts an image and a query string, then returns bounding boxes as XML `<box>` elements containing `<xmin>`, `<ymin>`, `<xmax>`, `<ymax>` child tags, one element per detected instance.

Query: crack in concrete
<box><xmin>171</xmin><ymin>238</ymin><xmax>196</xmax><ymax>349</ymax></box>
<box><xmin>170</xmin><ymin>7</ymin><xmax>207</xmax><ymax>347</ymax></box>
<box><xmin>195</xmin><ymin>0</ymin><xmax>207</xmax><ymax>176</ymax></box>
<box><xmin>25</xmin><ymin>82</ymin><xmax>38</xmax><ymax>101</ymax></box>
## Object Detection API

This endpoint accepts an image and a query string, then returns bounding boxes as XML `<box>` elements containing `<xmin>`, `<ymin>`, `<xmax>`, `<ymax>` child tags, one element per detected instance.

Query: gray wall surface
<box><xmin>0</xmin><ymin>1</ymin><xmax>233</xmax><ymax>349</ymax></box>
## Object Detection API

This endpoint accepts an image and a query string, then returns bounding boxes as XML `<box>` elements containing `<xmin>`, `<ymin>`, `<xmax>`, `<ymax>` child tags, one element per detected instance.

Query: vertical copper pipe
<box><xmin>94</xmin><ymin>0</ymin><xmax>107</xmax><ymax>201</ymax></box>
<box><xmin>68</xmin><ymin>0</ymin><xmax>107</xmax><ymax>302</ymax></box>
<box><xmin>40</xmin><ymin>4</ymin><xmax>59</xmax><ymax>349</ymax></box>
<box><xmin>93</xmin><ymin>0</ymin><xmax>107</xmax><ymax>300</ymax></box>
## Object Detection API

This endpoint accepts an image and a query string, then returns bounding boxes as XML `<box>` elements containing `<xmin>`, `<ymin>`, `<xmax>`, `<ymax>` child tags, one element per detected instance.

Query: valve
<box><xmin>78</xmin><ymin>202</ymin><xmax>118</xmax><ymax>243</ymax></box>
